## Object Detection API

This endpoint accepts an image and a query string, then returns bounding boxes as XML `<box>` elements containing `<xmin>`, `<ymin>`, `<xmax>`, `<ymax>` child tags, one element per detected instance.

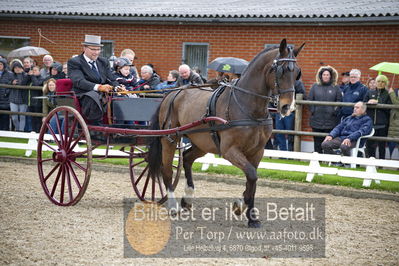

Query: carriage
<box><xmin>37</xmin><ymin>79</ymin><xmax>226</xmax><ymax>206</ymax></box>
<box><xmin>38</xmin><ymin>39</ymin><xmax>303</xmax><ymax>227</ymax></box>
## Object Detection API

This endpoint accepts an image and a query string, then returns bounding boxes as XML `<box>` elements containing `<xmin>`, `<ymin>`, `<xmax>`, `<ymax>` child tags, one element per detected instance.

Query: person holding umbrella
<box><xmin>368</xmin><ymin>62</ymin><xmax>399</xmax><ymax>159</ymax></box>
<box><xmin>207</xmin><ymin>57</ymin><xmax>249</xmax><ymax>88</ymax></box>
<box><xmin>364</xmin><ymin>75</ymin><xmax>391</xmax><ymax>159</ymax></box>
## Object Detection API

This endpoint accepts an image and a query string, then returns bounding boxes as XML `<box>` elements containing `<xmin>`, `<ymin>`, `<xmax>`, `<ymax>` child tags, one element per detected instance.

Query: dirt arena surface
<box><xmin>0</xmin><ymin>160</ymin><xmax>398</xmax><ymax>265</ymax></box>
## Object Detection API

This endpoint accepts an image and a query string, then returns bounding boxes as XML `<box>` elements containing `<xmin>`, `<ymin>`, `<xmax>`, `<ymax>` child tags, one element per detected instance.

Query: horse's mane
<box><xmin>241</xmin><ymin>45</ymin><xmax>279</xmax><ymax>76</ymax></box>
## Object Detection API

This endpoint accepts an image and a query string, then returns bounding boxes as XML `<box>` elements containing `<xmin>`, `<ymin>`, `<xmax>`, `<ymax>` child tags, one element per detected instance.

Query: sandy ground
<box><xmin>0</xmin><ymin>160</ymin><xmax>398</xmax><ymax>265</ymax></box>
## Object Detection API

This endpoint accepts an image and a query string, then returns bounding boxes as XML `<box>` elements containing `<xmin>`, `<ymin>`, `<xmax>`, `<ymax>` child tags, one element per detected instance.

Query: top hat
<box><xmin>81</xmin><ymin>35</ymin><xmax>103</xmax><ymax>47</ymax></box>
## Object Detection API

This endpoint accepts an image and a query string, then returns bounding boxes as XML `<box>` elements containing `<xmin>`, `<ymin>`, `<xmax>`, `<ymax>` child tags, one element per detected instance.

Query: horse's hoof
<box><xmin>181</xmin><ymin>197</ymin><xmax>192</xmax><ymax>210</ymax></box>
<box><xmin>248</xmin><ymin>220</ymin><xmax>262</xmax><ymax>228</ymax></box>
<box><xmin>169</xmin><ymin>208</ymin><xmax>178</xmax><ymax>217</ymax></box>
<box><xmin>233</xmin><ymin>199</ymin><xmax>247</xmax><ymax>215</ymax></box>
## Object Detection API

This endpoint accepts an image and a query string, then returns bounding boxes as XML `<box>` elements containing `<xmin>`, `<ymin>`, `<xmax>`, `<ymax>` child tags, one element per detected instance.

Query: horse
<box><xmin>147</xmin><ymin>39</ymin><xmax>304</xmax><ymax>228</ymax></box>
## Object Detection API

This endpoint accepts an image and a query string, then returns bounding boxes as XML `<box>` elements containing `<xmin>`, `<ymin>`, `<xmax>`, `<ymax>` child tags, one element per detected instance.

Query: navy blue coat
<box><xmin>329</xmin><ymin>114</ymin><xmax>373</xmax><ymax>144</ymax></box>
<box><xmin>341</xmin><ymin>82</ymin><xmax>368</xmax><ymax>117</ymax></box>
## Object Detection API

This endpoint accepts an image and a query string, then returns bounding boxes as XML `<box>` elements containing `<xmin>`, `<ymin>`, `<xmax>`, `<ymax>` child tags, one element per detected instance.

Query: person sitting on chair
<box><xmin>68</xmin><ymin>34</ymin><xmax>122</xmax><ymax>125</ymax></box>
<box><xmin>321</xmin><ymin>101</ymin><xmax>372</xmax><ymax>157</ymax></box>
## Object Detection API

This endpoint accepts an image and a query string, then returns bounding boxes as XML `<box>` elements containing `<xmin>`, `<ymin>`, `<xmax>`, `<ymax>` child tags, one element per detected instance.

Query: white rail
<box><xmin>1</xmin><ymin>130</ymin><xmax>398</xmax><ymax>187</ymax></box>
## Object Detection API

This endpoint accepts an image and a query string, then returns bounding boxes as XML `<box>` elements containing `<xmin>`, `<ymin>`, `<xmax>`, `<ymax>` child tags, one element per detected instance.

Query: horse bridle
<box><xmin>222</xmin><ymin>49</ymin><xmax>300</xmax><ymax>106</ymax></box>
<box><xmin>271</xmin><ymin>46</ymin><xmax>300</xmax><ymax>95</ymax></box>
<box><xmin>219</xmin><ymin>48</ymin><xmax>301</xmax><ymax>119</ymax></box>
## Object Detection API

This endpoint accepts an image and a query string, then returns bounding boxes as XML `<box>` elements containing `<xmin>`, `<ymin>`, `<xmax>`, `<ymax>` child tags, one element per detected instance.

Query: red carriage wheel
<box><xmin>37</xmin><ymin>106</ymin><xmax>92</xmax><ymax>206</ymax></box>
<box><xmin>129</xmin><ymin>142</ymin><xmax>182</xmax><ymax>204</ymax></box>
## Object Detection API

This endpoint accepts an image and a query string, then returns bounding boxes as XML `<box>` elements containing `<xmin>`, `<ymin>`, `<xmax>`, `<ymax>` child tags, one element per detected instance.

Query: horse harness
<box><xmin>162</xmin><ymin>49</ymin><xmax>300</xmax><ymax>154</ymax></box>
<box><xmin>199</xmin><ymin>49</ymin><xmax>301</xmax><ymax>154</ymax></box>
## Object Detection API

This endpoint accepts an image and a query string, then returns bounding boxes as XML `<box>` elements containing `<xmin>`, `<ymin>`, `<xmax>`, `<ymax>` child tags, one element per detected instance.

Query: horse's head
<box><xmin>269</xmin><ymin>39</ymin><xmax>305</xmax><ymax>117</ymax></box>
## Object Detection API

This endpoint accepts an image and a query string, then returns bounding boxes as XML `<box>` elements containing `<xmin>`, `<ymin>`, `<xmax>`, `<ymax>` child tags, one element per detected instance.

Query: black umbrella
<box><xmin>207</xmin><ymin>57</ymin><xmax>249</xmax><ymax>74</ymax></box>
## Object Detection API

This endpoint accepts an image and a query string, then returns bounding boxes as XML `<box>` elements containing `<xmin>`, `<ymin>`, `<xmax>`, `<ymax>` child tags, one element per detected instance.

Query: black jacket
<box><xmin>9</xmin><ymin>72</ymin><xmax>31</xmax><ymax>104</ymax></box>
<box><xmin>68</xmin><ymin>54</ymin><xmax>119</xmax><ymax>94</ymax></box>
<box><xmin>363</xmin><ymin>89</ymin><xmax>391</xmax><ymax>129</ymax></box>
<box><xmin>0</xmin><ymin>70</ymin><xmax>13</xmax><ymax>109</ymax></box>
<box><xmin>137</xmin><ymin>73</ymin><xmax>161</xmax><ymax>90</ymax></box>
<box><xmin>29</xmin><ymin>74</ymin><xmax>45</xmax><ymax>107</ymax></box>
<box><xmin>176</xmin><ymin>71</ymin><xmax>204</xmax><ymax>87</ymax></box>
<box><xmin>308</xmin><ymin>65</ymin><xmax>342</xmax><ymax>129</ymax></box>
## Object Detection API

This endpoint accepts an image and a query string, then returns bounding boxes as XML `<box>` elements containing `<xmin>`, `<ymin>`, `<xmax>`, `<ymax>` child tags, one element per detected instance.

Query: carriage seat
<box><xmin>55</xmin><ymin>79</ymin><xmax>73</xmax><ymax>95</ymax></box>
<box><xmin>55</xmin><ymin>79</ymin><xmax>81</xmax><ymax>111</ymax></box>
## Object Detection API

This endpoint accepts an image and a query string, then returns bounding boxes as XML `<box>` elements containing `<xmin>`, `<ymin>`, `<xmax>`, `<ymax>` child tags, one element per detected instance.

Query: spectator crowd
<box><xmin>0</xmin><ymin>35</ymin><xmax>398</xmax><ymax>160</ymax></box>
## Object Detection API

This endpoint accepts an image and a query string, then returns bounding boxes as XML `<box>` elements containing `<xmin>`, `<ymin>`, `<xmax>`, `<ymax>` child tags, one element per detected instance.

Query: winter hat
<box><xmin>0</xmin><ymin>58</ymin><xmax>8</xmax><ymax>69</ymax></box>
<box><xmin>11</xmin><ymin>60</ymin><xmax>23</xmax><ymax>71</ymax></box>
<box><xmin>50</xmin><ymin>62</ymin><xmax>63</xmax><ymax>73</ymax></box>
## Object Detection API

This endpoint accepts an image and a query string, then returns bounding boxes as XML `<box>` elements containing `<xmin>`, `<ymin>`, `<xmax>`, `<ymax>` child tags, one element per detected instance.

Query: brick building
<box><xmin>1</xmin><ymin>0</ymin><xmax>398</xmax><ymax>148</ymax></box>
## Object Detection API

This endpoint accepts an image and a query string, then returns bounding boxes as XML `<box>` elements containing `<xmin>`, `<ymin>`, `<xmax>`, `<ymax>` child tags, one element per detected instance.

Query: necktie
<box><xmin>89</xmin><ymin>61</ymin><xmax>101</xmax><ymax>80</ymax></box>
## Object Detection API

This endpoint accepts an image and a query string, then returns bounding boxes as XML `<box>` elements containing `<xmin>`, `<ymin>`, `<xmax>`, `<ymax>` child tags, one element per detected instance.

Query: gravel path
<box><xmin>0</xmin><ymin>160</ymin><xmax>398</xmax><ymax>265</ymax></box>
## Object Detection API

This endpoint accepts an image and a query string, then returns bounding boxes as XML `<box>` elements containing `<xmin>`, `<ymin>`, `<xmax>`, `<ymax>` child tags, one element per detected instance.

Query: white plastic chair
<box><xmin>350</xmin><ymin>128</ymin><xmax>375</xmax><ymax>168</ymax></box>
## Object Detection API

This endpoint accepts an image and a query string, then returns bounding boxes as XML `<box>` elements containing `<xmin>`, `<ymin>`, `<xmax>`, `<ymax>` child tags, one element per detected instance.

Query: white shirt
<box><xmin>83</xmin><ymin>54</ymin><xmax>100</xmax><ymax>91</ymax></box>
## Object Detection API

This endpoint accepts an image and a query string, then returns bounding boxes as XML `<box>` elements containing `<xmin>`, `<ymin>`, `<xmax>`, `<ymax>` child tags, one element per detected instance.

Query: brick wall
<box><xmin>1</xmin><ymin>20</ymin><xmax>398</xmax><ymax>139</ymax></box>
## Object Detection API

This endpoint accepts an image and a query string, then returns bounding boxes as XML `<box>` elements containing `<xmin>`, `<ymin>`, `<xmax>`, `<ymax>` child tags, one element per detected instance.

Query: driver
<box><xmin>68</xmin><ymin>34</ymin><xmax>124</xmax><ymax>125</ymax></box>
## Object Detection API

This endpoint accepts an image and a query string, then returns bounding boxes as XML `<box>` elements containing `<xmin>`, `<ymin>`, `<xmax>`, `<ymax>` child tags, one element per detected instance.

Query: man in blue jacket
<box><xmin>340</xmin><ymin>69</ymin><xmax>368</xmax><ymax>119</ymax></box>
<box><xmin>322</xmin><ymin>101</ymin><xmax>372</xmax><ymax>156</ymax></box>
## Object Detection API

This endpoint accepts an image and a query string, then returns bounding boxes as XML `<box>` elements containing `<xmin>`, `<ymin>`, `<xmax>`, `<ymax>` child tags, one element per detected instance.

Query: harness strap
<box><xmin>178</xmin><ymin>118</ymin><xmax>273</xmax><ymax>136</ymax></box>
<box><xmin>205</xmin><ymin>85</ymin><xmax>227</xmax><ymax>155</ymax></box>
<box><xmin>220</xmin><ymin>82</ymin><xmax>273</xmax><ymax>100</ymax></box>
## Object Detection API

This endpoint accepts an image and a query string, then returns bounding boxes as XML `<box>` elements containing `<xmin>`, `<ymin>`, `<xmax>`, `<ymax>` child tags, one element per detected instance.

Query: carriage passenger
<box><xmin>154</xmin><ymin>70</ymin><xmax>179</xmax><ymax>91</ymax></box>
<box><xmin>175</xmin><ymin>64</ymin><xmax>204</xmax><ymax>87</ymax></box>
<box><xmin>136</xmin><ymin>65</ymin><xmax>161</xmax><ymax>90</ymax></box>
<box><xmin>114</xmin><ymin>57</ymin><xmax>138</xmax><ymax>92</ymax></box>
<box><xmin>120</xmin><ymin>48</ymin><xmax>139</xmax><ymax>81</ymax></box>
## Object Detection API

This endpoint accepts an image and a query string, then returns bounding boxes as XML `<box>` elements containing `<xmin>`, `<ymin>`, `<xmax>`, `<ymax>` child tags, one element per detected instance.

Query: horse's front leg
<box><xmin>223</xmin><ymin>147</ymin><xmax>261</xmax><ymax>228</ymax></box>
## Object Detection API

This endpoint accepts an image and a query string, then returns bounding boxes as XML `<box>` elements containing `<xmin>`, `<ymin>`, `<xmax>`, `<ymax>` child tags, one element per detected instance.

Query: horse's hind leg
<box><xmin>161</xmin><ymin>138</ymin><xmax>180</xmax><ymax>212</ymax></box>
<box><xmin>181</xmin><ymin>144</ymin><xmax>206</xmax><ymax>210</ymax></box>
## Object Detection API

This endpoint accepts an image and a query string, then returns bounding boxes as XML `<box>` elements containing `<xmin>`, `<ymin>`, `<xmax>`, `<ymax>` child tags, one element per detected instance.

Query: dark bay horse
<box><xmin>148</xmin><ymin>39</ymin><xmax>304</xmax><ymax>227</ymax></box>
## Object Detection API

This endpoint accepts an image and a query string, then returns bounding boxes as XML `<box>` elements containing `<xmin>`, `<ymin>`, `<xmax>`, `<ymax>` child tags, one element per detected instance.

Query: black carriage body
<box><xmin>112</xmin><ymin>97</ymin><xmax>162</xmax><ymax>123</ymax></box>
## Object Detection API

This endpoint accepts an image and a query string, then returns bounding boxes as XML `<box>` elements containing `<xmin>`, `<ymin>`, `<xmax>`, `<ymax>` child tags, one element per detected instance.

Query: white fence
<box><xmin>1</xmin><ymin>130</ymin><xmax>398</xmax><ymax>187</ymax></box>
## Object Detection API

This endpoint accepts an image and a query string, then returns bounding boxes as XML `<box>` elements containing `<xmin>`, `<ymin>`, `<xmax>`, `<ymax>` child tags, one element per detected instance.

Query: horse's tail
<box><xmin>147</xmin><ymin>105</ymin><xmax>162</xmax><ymax>179</ymax></box>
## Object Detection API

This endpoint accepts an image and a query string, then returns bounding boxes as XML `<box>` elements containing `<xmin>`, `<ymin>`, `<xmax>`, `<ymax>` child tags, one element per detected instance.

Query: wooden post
<box><xmin>294</xmin><ymin>94</ymin><xmax>303</xmax><ymax>152</ymax></box>
<box><xmin>42</xmin><ymin>98</ymin><xmax>48</xmax><ymax>116</ymax></box>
